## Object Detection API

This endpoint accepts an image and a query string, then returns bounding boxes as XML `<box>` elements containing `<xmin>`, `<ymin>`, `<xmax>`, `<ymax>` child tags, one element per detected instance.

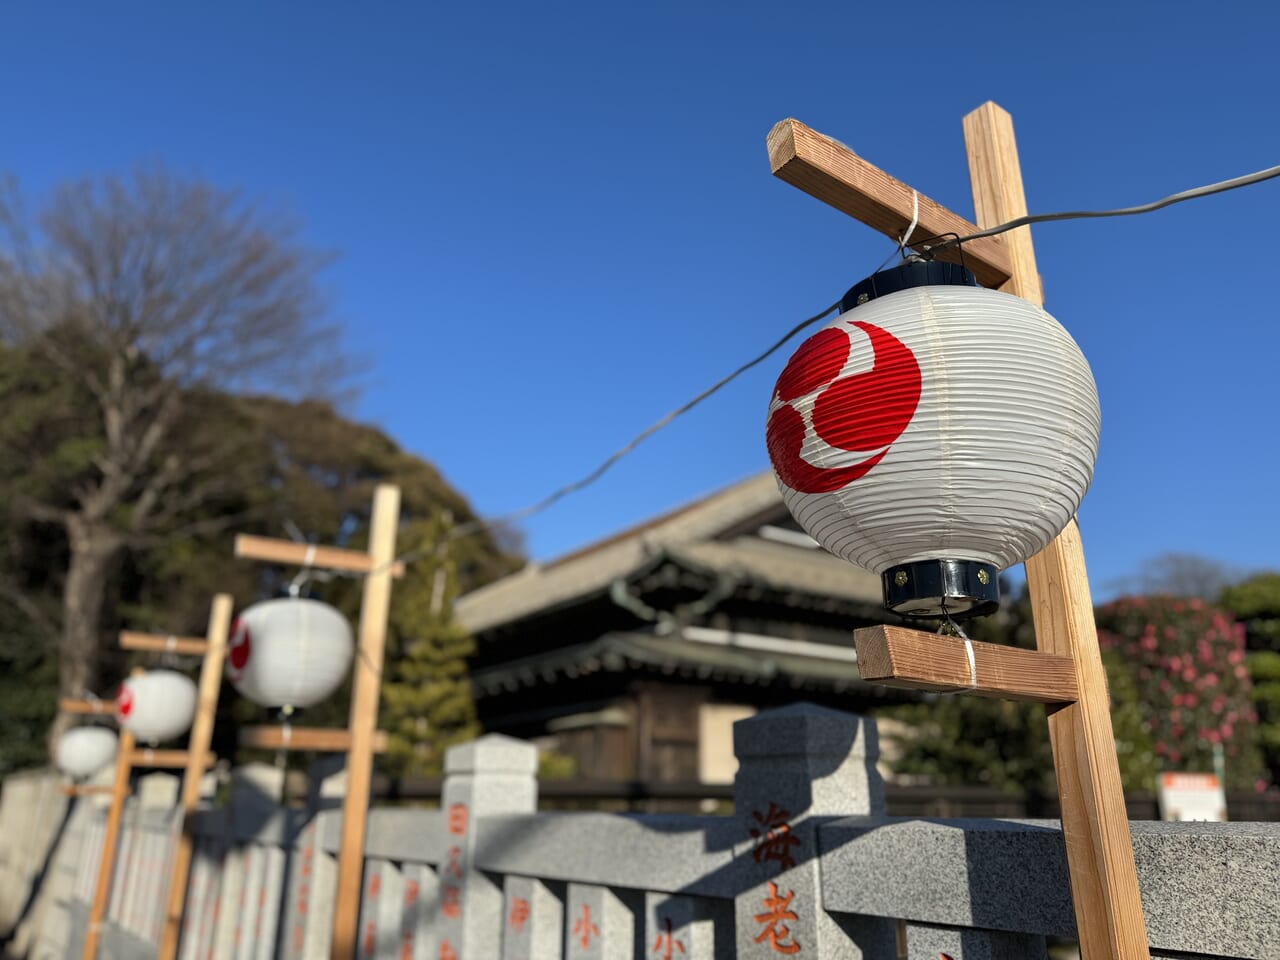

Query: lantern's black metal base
<box><xmin>881</xmin><ymin>559</ymin><xmax>1000</xmax><ymax>620</ymax></box>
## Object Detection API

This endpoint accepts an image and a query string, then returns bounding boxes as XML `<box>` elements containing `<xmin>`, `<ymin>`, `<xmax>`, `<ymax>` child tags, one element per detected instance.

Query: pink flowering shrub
<box><xmin>1096</xmin><ymin>595</ymin><xmax>1267</xmax><ymax>792</ymax></box>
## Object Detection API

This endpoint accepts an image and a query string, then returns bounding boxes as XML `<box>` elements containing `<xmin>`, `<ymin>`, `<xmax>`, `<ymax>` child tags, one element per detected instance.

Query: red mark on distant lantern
<box><xmin>228</xmin><ymin>618</ymin><xmax>251</xmax><ymax>674</ymax></box>
<box><xmin>116</xmin><ymin>684</ymin><xmax>134</xmax><ymax>718</ymax></box>
<box><xmin>767</xmin><ymin>321</ymin><xmax>920</xmax><ymax>494</ymax></box>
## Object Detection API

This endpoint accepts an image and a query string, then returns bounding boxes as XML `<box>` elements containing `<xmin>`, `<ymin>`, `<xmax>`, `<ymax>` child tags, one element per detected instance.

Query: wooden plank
<box><xmin>853</xmin><ymin>624</ymin><xmax>1078</xmax><ymax>703</ymax></box>
<box><xmin>767</xmin><ymin>117</ymin><xmax>1013</xmax><ymax>289</ymax></box>
<box><xmin>131</xmin><ymin>748</ymin><xmax>217</xmax><ymax>769</ymax></box>
<box><xmin>158</xmin><ymin>594</ymin><xmax>233</xmax><ymax>960</ymax></box>
<box><xmin>331</xmin><ymin>484</ymin><xmax>401</xmax><ymax>960</ymax></box>
<box><xmin>234</xmin><ymin>534</ymin><xmax>405</xmax><ymax>578</ymax></box>
<box><xmin>59</xmin><ymin>784</ymin><xmax>117</xmax><ymax>797</ymax></box>
<box><xmin>82</xmin><ymin>728</ymin><xmax>135</xmax><ymax>960</ymax></box>
<box><xmin>60</xmin><ymin>698</ymin><xmax>115</xmax><ymax>715</ymax></box>
<box><xmin>239</xmin><ymin>725</ymin><xmax>388</xmax><ymax>753</ymax></box>
<box><xmin>964</xmin><ymin>100</ymin><xmax>1150</xmax><ymax>960</ymax></box>
<box><xmin>118</xmin><ymin>631</ymin><xmax>210</xmax><ymax>655</ymax></box>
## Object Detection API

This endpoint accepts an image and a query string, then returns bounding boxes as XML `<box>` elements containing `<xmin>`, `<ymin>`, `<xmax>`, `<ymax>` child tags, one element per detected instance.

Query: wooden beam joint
<box><xmin>767</xmin><ymin>118</ymin><xmax>1014</xmax><ymax>289</ymax></box>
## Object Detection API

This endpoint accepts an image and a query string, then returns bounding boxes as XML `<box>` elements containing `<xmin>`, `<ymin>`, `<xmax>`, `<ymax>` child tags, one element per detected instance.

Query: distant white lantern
<box><xmin>227</xmin><ymin>598</ymin><xmax>354</xmax><ymax>711</ymax></box>
<box><xmin>116</xmin><ymin>669</ymin><xmax>197</xmax><ymax>745</ymax></box>
<box><xmin>766</xmin><ymin>261</ymin><xmax>1100</xmax><ymax>618</ymax></box>
<box><xmin>55</xmin><ymin>726</ymin><xmax>118</xmax><ymax>780</ymax></box>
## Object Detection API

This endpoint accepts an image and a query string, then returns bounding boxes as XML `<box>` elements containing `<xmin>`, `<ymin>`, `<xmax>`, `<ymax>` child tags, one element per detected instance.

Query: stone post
<box><xmin>732</xmin><ymin>703</ymin><xmax>896</xmax><ymax>958</ymax></box>
<box><xmin>436</xmin><ymin>734</ymin><xmax>538</xmax><ymax>959</ymax></box>
<box><xmin>563</xmin><ymin>883</ymin><xmax>642</xmax><ymax>960</ymax></box>
<box><xmin>500</xmin><ymin>876</ymin><xmax>564</xmax><ymax>960</ymax></box>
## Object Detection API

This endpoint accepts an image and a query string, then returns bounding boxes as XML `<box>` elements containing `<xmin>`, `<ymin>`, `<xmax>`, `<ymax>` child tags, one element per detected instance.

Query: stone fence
<box><xmin>4</xmin><ymin>704</ymin><xmax>1279</xmax><ymax>959</ymax></box>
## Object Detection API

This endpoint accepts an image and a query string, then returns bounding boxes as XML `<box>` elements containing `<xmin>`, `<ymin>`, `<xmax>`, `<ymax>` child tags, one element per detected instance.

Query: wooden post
<box><xmin>768</xmin><ymin>103</ymin><xmax>1151</xmax><ymax>958</ymax></box>
<box><xmin>157</xmin><ymin>593</ymin><xmax>233</xmax><ymax>960</ymax></box>
<box><xmin>82</xmin><ymin>727</ymin><xmax>135</xmax><ymax>960</ymax></box>
<box><xmin>962</xmin><ymin>101</ymin><xmax>1150</xmax><ymax>958</ymax></box>
<box><xmin>331</xmin><ymin>483</ymin><xmax>401</xmax><ymax>959</ymax></box>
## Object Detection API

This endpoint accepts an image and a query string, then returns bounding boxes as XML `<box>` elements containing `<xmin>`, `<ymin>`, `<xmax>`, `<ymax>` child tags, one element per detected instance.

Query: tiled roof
<box><xmin>456</xmin><ymin>471</ymin><xmax>882</xmax><ymax>634</ymax></box>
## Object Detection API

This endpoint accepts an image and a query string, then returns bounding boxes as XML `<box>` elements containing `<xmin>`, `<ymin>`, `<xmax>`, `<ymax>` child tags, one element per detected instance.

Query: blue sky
<box><xmin>2</xmin><ymin>2</ymin><xmax>1277</xmax><ymax>600</ymax></box>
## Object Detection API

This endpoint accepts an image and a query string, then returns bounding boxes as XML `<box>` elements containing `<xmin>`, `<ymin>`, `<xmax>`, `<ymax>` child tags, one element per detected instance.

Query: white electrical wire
<box><xmin>928</xmin><ymin>162</ymin><xmax>1280</xmax><ymax>250</ymax></box>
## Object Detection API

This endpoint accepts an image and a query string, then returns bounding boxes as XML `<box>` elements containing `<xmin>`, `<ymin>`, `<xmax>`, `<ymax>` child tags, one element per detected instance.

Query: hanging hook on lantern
<box><xmin>287</xmin><ymin>543</ymin><xmax>319</xmax><ymax>598</ymax></box>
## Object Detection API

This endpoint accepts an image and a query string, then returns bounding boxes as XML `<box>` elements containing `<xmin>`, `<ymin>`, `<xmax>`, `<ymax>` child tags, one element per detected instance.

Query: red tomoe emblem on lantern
<box><xmin>116</xmin><ymin>684</ymin><xmax>134</xmax><ymax>718</ymax></box>
<box><xmin>767</xmin><ymin>320</ymin><xmax>921</xmax><ymax>494</ymax></box>
<box><xmin>228</xmin><ymin>617</ymin><xmax>252</xmax><ymax>676</ymax></box>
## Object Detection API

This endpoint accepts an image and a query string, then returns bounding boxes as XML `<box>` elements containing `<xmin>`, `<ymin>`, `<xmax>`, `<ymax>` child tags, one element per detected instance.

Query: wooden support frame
<box><xmin>84</xmin><ymin>598</ymin><xmax>232</xmax><ymax>960</ymax></box>
<box><xmin>228</xmin><ymin>484</ymin><xmax>402</xmax><ymax>960</ymax></box>
<box><xmin>157</xmin><ymin>594</ymin><xmax>232</xmax><ymax>960</ymax></box>
<box><xmin>771</xmin><ymin>104</ymin><xmax>1151</xmax><ymax>958</ymax></box>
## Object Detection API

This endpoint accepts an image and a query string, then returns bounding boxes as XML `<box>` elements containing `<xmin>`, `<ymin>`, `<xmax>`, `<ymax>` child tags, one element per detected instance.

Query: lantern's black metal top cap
<box><xmin>881</xmin><ymin>558</ymin><xmax>1000</xmax><ymax>621</ymax></box>
<box><xmin>841</xmin><ymin>260</ymin><xmax>977</xmax><ymax>313</ymax></box>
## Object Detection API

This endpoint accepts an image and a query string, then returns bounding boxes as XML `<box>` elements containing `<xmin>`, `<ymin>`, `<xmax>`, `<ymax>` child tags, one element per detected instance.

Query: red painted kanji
<box><xmin>447</xmin><ymin>803</ymin><xmax>468</xmax><ymax>835</ymax></box>
<box><xmin>441</xmin><ymin>885</ymin><xmax>461</xmax><ymax>919</ymax></box>
<box><xmin>446</xmin><ymin>845</ymin><xmax>464</xmax><ymax>880</ymax></box>
<box><xmin>439</xmin><ymin>940</ymin><xmax>458</xmax><ymax>960</ymax></box>
<box><xmin>572</xmin><ymin>903</ymin><xmax>599</xmax><ymax>948</ymax></box>
<box><xmin>652</xmin><ymin>916</ymin><xmax>686</xmax><ymax>958</ymax></box>
<box><xmin>752</xmin><ymin>881</ymin><xmax>801</xmax><ymax>954</ymax></box>
<box><xmin>508</xmin><ymin>896</ymin><xmax>530</xmax><ymax>932</ymax></box>
<box><xmin>750</xmin><ymin>802</ymin><xmax>801</xmax><ymax>872</ymax></box>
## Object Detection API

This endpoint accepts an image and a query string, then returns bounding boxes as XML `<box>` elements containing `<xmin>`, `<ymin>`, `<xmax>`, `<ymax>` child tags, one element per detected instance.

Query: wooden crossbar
<box><xmin>118</xmin><ymin>631</ymin><xmax>210</xmax><ymax>655</ymax></box>
<box><xmin>767</xmin><ymin>118</ymin><xmax>1013</xmax><ymax>289</ymax></box>
<box><xmin>131</xmin><ymin>748</ymin><xmax>217</xmax><ymax>769</ymax></box>
<box><xmin>59</xmin><ymin>698</ymin><xmax>114</xmax><ymax>715</ymax></box>
<box><xmin>234</xmin><ymin>534</ymin><xmax>406</xmax><ymax>578</ymax></box>
<box><xmin>854</xmin><ymin>625</ymin><xmax>1078</xmax><ymax>703</ymax></box>
<box><xmin>239</xmin><ymin>725</ymin><xmax>388</xmax><ymax>753</ymax></box>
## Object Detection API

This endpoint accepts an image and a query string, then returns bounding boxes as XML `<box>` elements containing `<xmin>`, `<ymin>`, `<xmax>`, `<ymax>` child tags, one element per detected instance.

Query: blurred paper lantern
<box><xmin>766</xmin><ymin>260</ymin><xmax>1100</xmax><ymax>619</ymax></box>
<box><xmin>227</xmin><ymin>598</ymin><xmax>354</xmax><ymax>711</ymax></box>
<box><xmin>55</xmin><ymin>726</ymin><xmax>118</xmax><ymax>780</ymax></box>
<box><xmin>116</xmin><ymin>669</ymin><xmax>197</xmax><ymax>745</ymax></box>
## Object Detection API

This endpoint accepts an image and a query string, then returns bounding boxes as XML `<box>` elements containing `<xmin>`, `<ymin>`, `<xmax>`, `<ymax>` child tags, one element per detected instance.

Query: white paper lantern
<box><xmin>55</xmin><ymin>726</ymin><xmax>118</xmax><ymax>780</ymax></box>
<box><xmin>116</xmin><ymin>669</ymin><xmax>197</xmax><ymax>745</ymax></box>
<box><xmin>227</xmin><ymin>598</ymin><xmax>354</xmax><ymax>710</ymax></box>
<box><xmin>766</xmin><ymin>261</ymin><xmax>1100</xmax><ymax>618</ymax></box>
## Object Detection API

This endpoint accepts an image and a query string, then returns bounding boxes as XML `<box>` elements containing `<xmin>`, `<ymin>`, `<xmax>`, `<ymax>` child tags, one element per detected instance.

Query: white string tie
<box><xmin>963</xmin><ymin>636</ymin><xmax>977</xmax><ymax>690</ymax></box>
<box><xmin>899</xmin><ymin>188</ymin><xmax>919</xmax><ymax>254</ymax></box>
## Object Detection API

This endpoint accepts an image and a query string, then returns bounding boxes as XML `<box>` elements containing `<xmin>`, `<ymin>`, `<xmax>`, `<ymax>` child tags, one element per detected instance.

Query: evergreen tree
<box><xmin>381</xmin><ymin>515</ymin><xmax>482</xmax><ymax>776</ymax></box>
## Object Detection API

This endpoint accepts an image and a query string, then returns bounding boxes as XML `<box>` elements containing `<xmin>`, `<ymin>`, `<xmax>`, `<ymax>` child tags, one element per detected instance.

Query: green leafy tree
<box><xmin>380</xmin><ymin>515</ymin><xmax>483</xmax><ymax>776</ymax></box>
<box><xmin>1096</xmin><ymin>595</ymin><xmax>1266</xmax><ymax>792</ymax></box>
<box><xmin>1219</xmin><ymin>573</ymin><xmax>1280</xmax><ymax>783</ymax></box>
